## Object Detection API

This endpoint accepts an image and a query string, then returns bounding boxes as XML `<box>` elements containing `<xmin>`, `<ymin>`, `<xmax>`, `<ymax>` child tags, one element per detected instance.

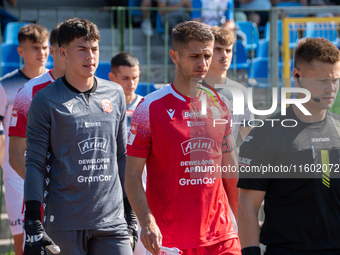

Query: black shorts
<box><xmin>265</xmin><ymin>245</ymin><xmax>340</xmax><ymax>255</ymax></box>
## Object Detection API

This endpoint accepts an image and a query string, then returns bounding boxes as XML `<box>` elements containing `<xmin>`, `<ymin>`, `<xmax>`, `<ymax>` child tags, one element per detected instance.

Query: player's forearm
<box><xmin>125</xmin><ymin>165</ymin><xmax>154</xmax><ymax>228</ymax></box>
<box><xmin>223</xmin><ymin>177</ymin><xmax>239</xmax><ymax>219</ymax></box>
<box><xmin>238</xmin><ymin>199</ymin><xmax>260</xmax><ymax>248</ymax></box>
<box><xmin>9</xmin><ymin>149</ymin><xmax>26</xmax><ymax>179</ymax></box>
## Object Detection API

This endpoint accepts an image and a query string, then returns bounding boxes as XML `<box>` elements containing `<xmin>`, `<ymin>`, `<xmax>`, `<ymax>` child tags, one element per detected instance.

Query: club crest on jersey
<box><xmin>181</xmin><ymin>137</ymin><xmax>215</xmax><ymax>155</ymax></box>
<box><xmin>78</xmin><ymin>137</ymin><xmax>109</xmax><ymax>154</ymax></box>
<box><xmin>101</xmin><ymin>99</ymin><xmax>113</xmax><ymax>113</ymax></box>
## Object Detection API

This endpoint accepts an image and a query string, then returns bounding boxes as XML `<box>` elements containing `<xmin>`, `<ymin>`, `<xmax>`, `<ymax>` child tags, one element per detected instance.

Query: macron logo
<box><xmin>166</xmin><ymin>109</ymin><xmax>175</xmax><ymax>119</ymax></box>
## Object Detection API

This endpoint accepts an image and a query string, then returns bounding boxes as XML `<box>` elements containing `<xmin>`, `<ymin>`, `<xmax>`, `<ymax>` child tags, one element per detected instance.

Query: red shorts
<box><xmin>182</xmin><ymin>238</ymin><xmax>241</xmax><ymax>255</ymax></box>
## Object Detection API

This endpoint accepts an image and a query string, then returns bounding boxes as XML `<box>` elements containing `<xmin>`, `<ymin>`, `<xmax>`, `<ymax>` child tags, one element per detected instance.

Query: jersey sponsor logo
<box><xmin>126</xmin><ymin>110</ymin><xmax>134</xmax><ymax>116</ymax></box>
<box><xmin>102</xmin><ymin>99</ymin><xmax>113</xmax><ymax>113</ymax></box>
<box><xmin>244</xmin><ymin>136</ymin><xmax>253</xmax><ymax>142</ymax></box>
<box><xmin>181</xmin><ymin>137</ymin><xmax>215</xmax><ymax>155</ymax></box>
<box><xmin>179</xmin><ymin>177</ymin><xmax>216</xmax><ymax>186</ymax></box>
<box><xmin>85</xmin><ymin>122</ymin><xmax>101</xmax><ymax>128</ymax></box>
<box><xmin>9</xmin><ymin>108</ymin><xmax>18</xmax><ymax>127</ymax></box>
<box><xmin>187</xmin><ymin>121</ymin><xmax>205</xmax><ymax>127</ymax></box>
<box><xmin>239</xmin><ymin>157</ymin><xmax>252</xmax><ymax>165</ymax></box>
<box><xmin>65</xmin><ymin>102</ymin><xmax>73</xmax><ymax>113</ymax></box>
<box><xmin>127</xmin><ymin>123</ymin><xmax>138</xmax><ymax>145</ymax></box>
<box><xmin>182</xmin><ymin>110</ymin><xmax>206</xmax><ymax>119</ymax></box>
<box><xmin>311</xmin><ymin>137</ymin><xmax>330</xmax><ymax>142</ymax></box>
<box><xmin>78</xmin><ymin>137</ymin><xmax>109</xmax><ymax>154</ymax></box>
<box><xmin>166</xmin><ymin>109</ymin><xmax>175</xmax><ymax>119</ymax></box>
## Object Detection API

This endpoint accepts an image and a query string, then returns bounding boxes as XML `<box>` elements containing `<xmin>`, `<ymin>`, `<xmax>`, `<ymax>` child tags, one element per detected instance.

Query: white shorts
<box><xmin>4</xmin><ymin>177</ymin><xmax>24</xmax><ymax>235</ymax></box>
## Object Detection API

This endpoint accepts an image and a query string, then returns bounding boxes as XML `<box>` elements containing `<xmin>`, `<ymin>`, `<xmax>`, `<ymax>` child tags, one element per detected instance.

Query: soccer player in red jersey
<box><xmin>8</xmin><ymin>24</ymin><xmax>65</xmax><ymax>179</ymax></box>
<box><xmin>125</xmin><ymin>21</ymin><xmax>241</xmax><ymax>255</ymax></box>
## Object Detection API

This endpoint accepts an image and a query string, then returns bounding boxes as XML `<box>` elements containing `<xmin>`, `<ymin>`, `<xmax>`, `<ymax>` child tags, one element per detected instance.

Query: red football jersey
<box><xmin>127</xmin><ymin>83</ymin><xmax>237</xmax><ymax>249</ymax></box>
<box><xmin>9</xmin><ymin>70</ymin><xmax>55</xmax><ymax>138</ymax></box>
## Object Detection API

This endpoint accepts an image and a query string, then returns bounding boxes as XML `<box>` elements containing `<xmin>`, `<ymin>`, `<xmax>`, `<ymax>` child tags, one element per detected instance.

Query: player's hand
<box><xmin>24</xmin><ymin>218</ymin><xmax>60</xmax><ymax>255</ymax></box>
<box><xmin>140</xmin><ymin>221</ymin><xmax>162</xmax><ymax>255</ymax></box>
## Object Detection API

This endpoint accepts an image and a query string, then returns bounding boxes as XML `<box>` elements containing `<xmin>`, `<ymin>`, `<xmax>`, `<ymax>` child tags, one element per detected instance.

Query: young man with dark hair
<box><xmin>23</xmin><ymin>18</ymin><xmax>135</xmax><ymax>255</ymax></box>
<box><xmin>109</xmin><ymin>52</ymin><xmax>147</xmax><ymax>255</ymax></box>
<box><xmin>9</xmin><ymin>23</ymin><xmax>65</xmax><ymax>180</ymax></box>
<box><xmin>238</xmin><ymin>37</ymin><xmax>340</xmax><ymax>255</ymax></box>
<box><xmin>0</xmin><ymin>23</ymin><xmax>49</xmax><ymax>255</ymax></box>
<box><xmin>125</xmin><ymin>21</ymin><xmax>241</xmax><ymax>255</ymax></box>
<box><xmin>109</xmin><ymin>52</ymin><xmax>142</xmax><ymax>130</ymax></box>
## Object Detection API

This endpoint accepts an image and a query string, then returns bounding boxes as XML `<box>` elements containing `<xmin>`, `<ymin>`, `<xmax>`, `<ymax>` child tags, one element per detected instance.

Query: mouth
<box><xmin>84</xmin><ymin>63</ymin><xmax>95</xmax><ymax>69</ymax></box>
<box><xmin>194</xmin><ymin>69</ymin><xmax>206</xmax><ymax>74</ymax></box>
<box><xmin>219</xmin><ymin>59</ymin><xmax>228</xmax><ymax>65</ymax></box>
<box><xmin>321</xmin><ymin>96</ymin><xmax>334</xmax><ymax>101</ymax></box>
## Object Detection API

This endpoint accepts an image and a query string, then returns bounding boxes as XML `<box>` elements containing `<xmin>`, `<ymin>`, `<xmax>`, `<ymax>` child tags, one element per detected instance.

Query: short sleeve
<box><xmin>8</xmin><ymin>87</ymin><xmax>30</xmax><ymax>137</ymax></box>
<box><xmin>126</xmin><ymin>99</ymin><xmax>152</xmax><ymax>158</ymax></box>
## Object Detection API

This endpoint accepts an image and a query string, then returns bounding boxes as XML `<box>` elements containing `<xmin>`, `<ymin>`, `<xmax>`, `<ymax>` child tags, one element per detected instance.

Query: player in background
<box><xmin>238</xmin><ymin>38</ymin><xmax>340</xmax><ymax>255</ymax></box>
<box><xmin>109</xmin><ymin>52</ymin><xmax>147</xmax><ymax>255</ymax></box>
<box><xmin>0</xmin><ymin>24</ymin><xmax>49</xmax><ymax>255</ymax></box>
<box><xmin>23</xmin><ymin>18</ymin><xmax>136</xmax><ymax>255</ymax></box>
<box><xmin>204</xmin><ymin>26</ymin><xmax>253</xmax><ymax>232</ymax></box>
<box><xmin>205</xmin><ymin>26</ymin><xmax>252</xmax><ymax>151</ymax></box>
<box><xmin>125</xmin><ymin>21</ymin><xmax>241</xmax><ymax>255</ymax></box>
<box><xmin>9</xmin><ymin>23</ymin><xmax>65</xmax><ymax>180</ymax></box>
<box><xmin>109</xmin><ymin>52</ymin><xmax>143</xmax><ymax>134</ymax></box>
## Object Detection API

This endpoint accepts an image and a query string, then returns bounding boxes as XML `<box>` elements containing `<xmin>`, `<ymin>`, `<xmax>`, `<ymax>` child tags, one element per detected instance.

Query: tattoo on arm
<box><xmin>222</xmin><ymin>133</ymin><xmax>235</xmax><ymax>153</ymax></box>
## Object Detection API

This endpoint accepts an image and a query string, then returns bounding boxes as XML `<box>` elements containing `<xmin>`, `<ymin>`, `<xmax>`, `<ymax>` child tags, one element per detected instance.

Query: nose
<box><xmin>87</xmin><ymin>49</ymin><xmax>95</xmax><ymax>60</ymax></box>
<box><xmin>197</xmin><ymin>56</ymin><xmax>209</xmax><ymax>68</ymax></box>
<box><xmin>325</xmin><ymin>80</ymin><xmax>338</xmax><ymax>93</ymax></box>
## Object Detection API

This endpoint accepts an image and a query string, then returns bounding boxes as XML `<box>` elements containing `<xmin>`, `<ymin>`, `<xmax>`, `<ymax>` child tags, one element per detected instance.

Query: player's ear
<box><xmin>59</xmin><ymin>47</ymin><xmax>67</xmax><ymax>60</ymax></box>
<box><xmin>108</xmin><ymin>72</ymin><xmax>115</xmax><ymax>82</ymax></box>
<box><xmin>49</xmin><ymin>45</ymin><xmax>55</xmax><ymax>58</ymax></box>
<box><xmin>17</xmin><ymin>46</ymin><xmax>23</xmax><ymax>57</ymax></box>
<box><xmin>169</xmin><ymin>49</ymin><xmax>178</xmax><ymax>64</ymax></box>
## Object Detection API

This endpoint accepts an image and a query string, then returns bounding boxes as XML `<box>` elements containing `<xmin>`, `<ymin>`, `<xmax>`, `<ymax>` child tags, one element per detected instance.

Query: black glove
<box><xmin>124</xmin><ymin>197</ymin><xmax>138</xmax><ymax>252</ymax></box>
<box><xmin>24</xmin><ymin>217</ymin><xmax>60</xmax><ymax>255</ymax></box>
<box><xmin>241</xmin><ymin>246</ymin><xmax>261</xmax><ymax>255</ymax></box>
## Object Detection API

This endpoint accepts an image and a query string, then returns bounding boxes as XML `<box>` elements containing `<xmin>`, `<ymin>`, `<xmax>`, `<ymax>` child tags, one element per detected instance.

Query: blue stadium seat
<box><xmin>136</xmin><ymin>82</ymin><xmax>157</xmax><ymax>96</ymax></box>
<box><xmin>4</xmin><ymin>22</ymin><xmax>32</xmax><ymax>44</ymax></box>
<box><xmin>304</xmin><ymin>22</ymin><xmax>338</xmax><ymax>45</ymax></box>
<box><xmin>248</xmin><ymin>57</ymin><xmax>283</xmax><ymax>88</ymax></box>
<box><xmin>46</xmin><ymin>54</ymin><xmax>54</xmax><ymax>70</ymax></box>
<box><xmin>156</xmin><ymin>12</ymin><xmax>165</xmax><ymax>34</ymax></box>
<box><xmin>275</xmin><ymin>2</ymin><xmax>305</xmax><ymax>17</ymax></box>
<box><xmin>256</xmin><ymin>39</ymin><xmax>269</xmax><ymax>58</ymax></box>
<box><xmin>235</xmin><ymin>21</ymin><xmax>259</xmax><ymax>51</ymax></box>
<box><xmin>1</xmin><ymin>43</ymin><xmax>20</xmax><ymax>64</ymax></box>
<box><xmin>229</xmin><ymin>40</ymin><xmax>250</xmax><ymax>70</ymax></box>
<box><xmin>265</xmin><ymin>20</ymin><xmax>298</xmax><ymax>49</ymax></box>
<box><xmin>95</xmin><ymin>62</ymin><xmax>111</xmax><ymax>80</ymax></box>
<box><xmin>1</xmin><ymin>62</ymin><xmax>19</xmax><ymax>76</ymax></box>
